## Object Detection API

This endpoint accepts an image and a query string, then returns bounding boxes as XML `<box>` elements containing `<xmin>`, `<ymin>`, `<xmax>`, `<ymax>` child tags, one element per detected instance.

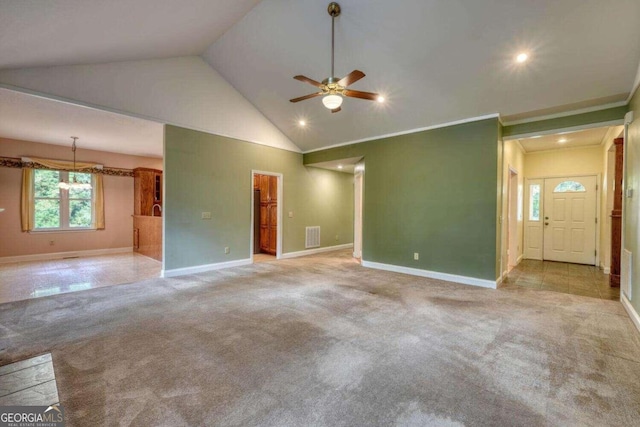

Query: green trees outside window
<box><xmin>34</xmin><ymin>170</ymin><xmax>94</xmax><ymax>230</ymax></box>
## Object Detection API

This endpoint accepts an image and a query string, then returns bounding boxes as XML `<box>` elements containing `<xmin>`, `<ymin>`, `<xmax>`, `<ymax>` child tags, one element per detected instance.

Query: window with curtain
<box><xmin>33</xmin><ymin>170</ymin><xmax>95</xmax><ymax>230</ymax></box>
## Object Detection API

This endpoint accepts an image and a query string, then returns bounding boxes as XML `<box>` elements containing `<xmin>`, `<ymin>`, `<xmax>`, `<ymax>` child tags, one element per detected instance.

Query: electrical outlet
<box><xmin>49</xmin><ymin>240</ymin><xmax>55</xmax><ymax>246</ymax></box>
<box><xmin>224</xmin><ymin>247</ymin><xmax>230</xmax><ymax>254</ymax></box>
<box><xmin>288</xmin><ymin>211</ymin><xmax>294</xmax><ymax>218</ymax></box>
<box><xmin>335</xmin><ymin>234</ymin><xmax>339</xmax><ymax>241</ymax></box>
<box><xmin>201</xmin><ymin>212</ymin><xmax>212</xmax><ymax>220</ymax></box>
<box><xmin>414</xmin><ymin>252</ymin><xmax>419</xmax><ymax>260</ymax></box>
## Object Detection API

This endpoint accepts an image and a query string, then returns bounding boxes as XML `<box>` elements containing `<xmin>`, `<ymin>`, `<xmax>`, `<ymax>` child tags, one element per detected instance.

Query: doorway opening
<box><xmin>353</xmin><ymin>163</ymin><xmax>364</xmax><ymax>262</ymax></box>
<box><xmin>251</xmin><ymin>171</ymin><xmax>282</xmax><ymax>262</ymax></box>
<box><xmin>506</xmin><ymin>168</ymin><xmax>519</xmax><ymax>272</ymax></box>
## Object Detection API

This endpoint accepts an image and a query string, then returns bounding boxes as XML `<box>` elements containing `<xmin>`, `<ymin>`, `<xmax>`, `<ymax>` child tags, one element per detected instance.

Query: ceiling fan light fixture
<box><xmin>322</xmin><ymin>94</ymin><xmax>343</xmax><ymax>110</ymax></box>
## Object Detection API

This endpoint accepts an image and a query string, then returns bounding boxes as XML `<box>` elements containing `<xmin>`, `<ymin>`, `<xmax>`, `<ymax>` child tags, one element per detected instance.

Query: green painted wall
<box><xmin>624</xmin><ymin>86</ymin><xmax>640</xmax><ymax>315</ymax></box>
<box><xmin>503</xmin><ymin>106</ymin><xmax>627</xmax><ymax>138</ymax></box>
<box><xmin>164</xmin><ymin>125</ymin><xmax>353</xmax><ymax>271</ymax></box>
<box><xmin>305</xmin><ymin>119</ymin><xmax>500</xmax><ymax>281</ymax></box>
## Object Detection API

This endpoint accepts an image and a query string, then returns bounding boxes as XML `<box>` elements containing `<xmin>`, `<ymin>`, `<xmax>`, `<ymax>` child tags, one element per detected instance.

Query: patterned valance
<box><xmin>0</xmin><ymin>156</ymin><xmax>134</xmax><ymax>177</ymax></box>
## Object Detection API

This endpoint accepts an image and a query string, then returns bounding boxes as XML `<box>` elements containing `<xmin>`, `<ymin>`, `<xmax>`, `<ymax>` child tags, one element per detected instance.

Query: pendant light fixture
<box><xmin>58</xmin><ymin>136</ymin><xmax>92</xmax><ymax>190</ymax></box>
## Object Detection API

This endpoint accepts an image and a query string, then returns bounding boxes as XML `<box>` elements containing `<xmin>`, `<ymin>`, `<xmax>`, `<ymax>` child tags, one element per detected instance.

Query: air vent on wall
<box><xmin>305</xmin><ymin>226</ymin><xmax>321</xmax><ymax>249</ymax></box>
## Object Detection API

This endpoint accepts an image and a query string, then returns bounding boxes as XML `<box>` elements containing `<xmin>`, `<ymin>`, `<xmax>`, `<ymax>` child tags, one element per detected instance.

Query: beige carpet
<box><xmin>1</xmin><ymin>250</ymin><xmax>639</xmax><ymax>426</ymax></box>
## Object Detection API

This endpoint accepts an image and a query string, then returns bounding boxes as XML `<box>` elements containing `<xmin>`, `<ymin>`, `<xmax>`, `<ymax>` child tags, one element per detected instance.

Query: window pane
<box><xmin>554</xmin><ymin>180</ymin><xmax>586</xmax><ymax>192</ymax></box>
<box><xmin>69</xmin><ymin>199</ymin><xmax>92</xmax><ymax>227</ymax></box>
<box><xmin>69</xmin><ymin>172</ymin><xmax>92</xmax><ymax>199</ymax></box>
<box><xmin>35</xmin><ymin>199</ymin><xmax>60</xmax><ymax>228</ymax></box>
<box><xmin>529</xmin><ymin>184</ymin><xmax>540</xmax><ymax>221</ymax></box>
<box><xmin>34</xmin><ymin>170</ymin><xmax>60</xmax><ymax>198</ymax></box>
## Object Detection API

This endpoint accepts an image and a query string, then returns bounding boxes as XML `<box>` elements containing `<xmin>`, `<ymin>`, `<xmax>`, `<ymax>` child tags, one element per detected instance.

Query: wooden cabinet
<box><xmin>134</xmin><ymin>168</ymin><xmax>162</xmax><ymax>216</ymax></box>
<box><xmin>133</xmin><ymin>216</ymin><xmax>162</xmax><ymax>261</ymax></box>
<box><xmin>255</xmin><ymin>174</ymin><xmax>278</xmax><ymax>255</ymax></box>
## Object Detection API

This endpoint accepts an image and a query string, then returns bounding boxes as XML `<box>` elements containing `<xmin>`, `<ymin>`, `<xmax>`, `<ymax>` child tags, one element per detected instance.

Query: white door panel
<box><xmin>524</xmin><ymin>179</ymin><xmax>543</xmax><ymax>260</ymax></box>
<box><xmin>542</xmin><ymin>176</ymin><xmax>596</xmax><ymax>265</ymax></box>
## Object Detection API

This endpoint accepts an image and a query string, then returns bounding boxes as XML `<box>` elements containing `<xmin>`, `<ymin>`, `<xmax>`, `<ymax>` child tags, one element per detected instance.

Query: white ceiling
<box><xmin>0</xmin><ymin>0</ymin><xmax>260</xmax><ymax>69</ymax></box>
<box><xmin>0</xmin><ymin>89</ymin><xmax>164</xmax><ymax>157</ymax></box>
<box><xmin>1</xmin><ymin>0</ymin><xmax>639</xmax><ymax>154</ymax></box>
<box><xmin>517</xmin><ymin>127</ymin><xmax>613</xmax><ymax>153</ymax></box>
<box><xmin>205</xmin><ymin>0</ymin><xmax>640</xmax><ymax>151</ymax></box>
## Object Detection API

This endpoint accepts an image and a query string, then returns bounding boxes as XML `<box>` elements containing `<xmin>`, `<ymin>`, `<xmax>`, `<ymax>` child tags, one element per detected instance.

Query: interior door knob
<box><xmin>545</xmin><ymin>222</ymin><xmax>549</xmax><ymax>226</ymax></box>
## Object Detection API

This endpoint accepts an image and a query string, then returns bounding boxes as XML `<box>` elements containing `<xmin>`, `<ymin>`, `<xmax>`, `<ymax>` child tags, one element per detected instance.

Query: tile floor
<box><xmin>503</xmin><ymin>259</ymin><xmax>621</xmax><ymax>300</ymax></box>
<box><xmin>0</xmin><ymin>252</ymin><xmax>161</xmax><ymax>304</ymax></box>
<box><xmin>253</xmin><ymin>253</ymin><xmax>276</xmax><ymax>263</ymax></box>
<box><xmin>0</xmin><ymin>353</ymin><xmax>59</xmax><ymax>406</ymax></box>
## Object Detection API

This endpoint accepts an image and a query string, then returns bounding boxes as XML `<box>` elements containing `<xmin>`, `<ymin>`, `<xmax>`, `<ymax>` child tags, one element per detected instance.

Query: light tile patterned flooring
<box><xmin>503</xmin><ymin>259</ymin><xmax>621</xmax><ymax>300</ymax></box>
<box><xmin>0</xmin><ymin>253</ymin><xmax>161</xmax><ymax>304</ymax></box>
<box><xmin>253</xmin><ymin>253</ymin><xmax>276</xmax><ymax>263</ymax></box>
<box><xmin>0</xmin><ymin>353</ymin><xmax>59</xmax><ymax>406</ymax></box>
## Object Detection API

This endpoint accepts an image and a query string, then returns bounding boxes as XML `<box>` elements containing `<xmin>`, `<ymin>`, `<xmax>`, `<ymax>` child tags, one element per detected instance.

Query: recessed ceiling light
<box><xmin>377</xmin><ymin>96</ymin><xmax>385</xmax><ymax>103</ymax></box>
<box><xmin>516</xmin><ymin>52</ymin><xmax>529</xmax><ymax>63</ymax></box>
<box><xmin>337</xmin><ymin>165</ymin><xmax>343</xmax><ymax>169</ymax></box>
<box><xmin>298</xmin><ymin>120</ymin><xmax>306</xmax><ymax>126</ymax></box>
<box><xmin>558</xmin><ymin>138</ymin><xmax>568</xmax><ymax>143</ymax></box>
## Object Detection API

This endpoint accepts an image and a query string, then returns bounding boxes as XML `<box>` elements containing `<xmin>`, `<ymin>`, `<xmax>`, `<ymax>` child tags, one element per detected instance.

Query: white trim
<box><xmin>302</xmin><ymin>113</ymin><xmax>500</xmax><ymax>154</ymax></box>
<box><xmin>161</xmin><ymin>258</ymin><xmax>251</xmax><ymax>278</ymax></box>
<box><xmin>627</xmin><ymin>60</ymin><xmax>640</xmax><ymax>104</ymax></box>
<box><xmin>625</xmin><ymin>111</ymin><xmax>635</xmax><ymax>126</ymax></box>
<box><xmin>502</xmin><ymin>101</ymin><xmax>628</xmax><ymax>126</ymax></box>
<box><xmin>250</xmin><ymin>170</ymin><xmax>284</xmax><ymax>261</ymax></box>
<box><xmin>621</xmin><ymin>294</ymin><xmax>640</xmax><ymax>334</ymax></box>
<box><xmin>603</xmin><ymin>267</ymin><xmax>611</xmax><ymax>274</ymax></box>
<box><xmin>280</xmin><ymin>243</ymin><xmax>354</xmax><ymax>259</ymax></box>
<box><xmin>0</xmin><ymin>83</ymin><xmax>301</xmax><ymax>154</ymax></box>
<box><xmin>0</xmin><ymin>247</ymin><xmax>133</xmax><ymax>264</ymax></box>
<box><xmin>504</xmin><ymin>120</ymin><xmax>625</xmax><ymax>142</ymax></box>
<box><xmin>361</xmin><ymin>260</ymin><xmax>498</xmax><ymax>289</ymax></box>
<box><xmin>517</xmin><ymin>254</ymin><xmax>523</xmax><ymax>264</ymax></box>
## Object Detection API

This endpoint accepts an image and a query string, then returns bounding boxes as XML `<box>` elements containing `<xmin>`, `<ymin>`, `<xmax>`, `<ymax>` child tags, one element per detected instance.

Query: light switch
<box><xmin>288</xmin><ymin>211</ymin><xmax>294</xmax><ymax>218</ymax></box>
<box><xmin>201</xmin><ymin>212</ymin><xmax>212</xmax><ymax>220</ymax></box>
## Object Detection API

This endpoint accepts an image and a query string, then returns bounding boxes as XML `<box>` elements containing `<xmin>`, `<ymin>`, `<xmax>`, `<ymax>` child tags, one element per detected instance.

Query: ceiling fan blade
<box><xmin>294</xmin><ymin>75</ymin><xmax>323</xmax><ymax>88</ymax></box>
<box><xmin>338</xmin><ymin>70</ymin><xmax>365</xmax><ymax>87</ymax></box>
<box><xmin>343</xmin><ymin>89</ymin><xmax>380</xmax><ymax>101</ymax></box>
<box><xmin>289</xmin><ymin>92</ymin><xmax>323</xmax><ymax>103</ymax></box>
<box><xmin>331</xmin><ymin>107</ymin><xmax>342</xmax><ymax>113</ymax></box>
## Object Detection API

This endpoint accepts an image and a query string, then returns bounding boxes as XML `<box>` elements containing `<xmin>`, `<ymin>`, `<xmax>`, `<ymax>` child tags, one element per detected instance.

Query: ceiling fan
<box><xmin>289</xmin><ymin>2</ymin><xmax>382</xmax><ymax>113</ymax></box>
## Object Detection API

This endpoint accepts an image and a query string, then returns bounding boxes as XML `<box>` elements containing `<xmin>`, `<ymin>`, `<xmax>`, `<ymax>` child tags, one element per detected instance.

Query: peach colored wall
<box><xmin>0</xmin><ymin>138</ymin><xmax>162</xmax><ymax>258</ymax></box>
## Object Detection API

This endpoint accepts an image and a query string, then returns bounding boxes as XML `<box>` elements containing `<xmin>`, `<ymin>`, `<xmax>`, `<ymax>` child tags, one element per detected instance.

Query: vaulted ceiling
<box><xmin>1</xmin><ymin>0</ymin><xmax>639</xmax><ymax>153</ymax></box>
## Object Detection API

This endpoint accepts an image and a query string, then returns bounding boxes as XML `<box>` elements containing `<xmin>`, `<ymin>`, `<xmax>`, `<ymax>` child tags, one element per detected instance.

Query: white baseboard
<box><xmin>621</xmin><ymin>294</ymin><xmax>640</xmax><ymax>334</ymax></box>
<box><xmin>517</xmin><ymin>254</ymin><xmax>523</xmax><ymax>264</ymax></box>
<box><xmin>162</xmin><ymin>258</ymin><xmax>252</xmax><ymax>278</ymax></box>
<box><xmin>361</xmin><ymin>260</ymin><xmax>498</xmax><ymax>289</ymax></box>
<box><xmin>603</xmin><ymin>267</ymin><xmax>611</xmax><ymax>274</ymax></box>
<box><xmin>0</xmin><ymin>247</ymin><xmax>133</xmax><ymax>264</ymax></box>
<box><xmin>281</xmin><ymin>243</ymin><xmax>354</xmax><ymax>259</ymax></box>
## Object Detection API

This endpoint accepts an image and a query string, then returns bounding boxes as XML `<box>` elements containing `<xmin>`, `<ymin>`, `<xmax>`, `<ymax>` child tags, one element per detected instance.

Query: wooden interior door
<box><xmin>610</xmin><ymin>137</ymin><xmax>624</xmax><ymax>287</ymax></box>
<box><xmin>256</xmin><ymin>174</ymin><xmax>278</xmax><ymax>255</ymax></box>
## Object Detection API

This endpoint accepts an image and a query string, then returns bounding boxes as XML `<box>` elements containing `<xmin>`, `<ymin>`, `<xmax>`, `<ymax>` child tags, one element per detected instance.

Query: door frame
<box><xmin>250</xmin><ymin>170</ymin><xmax>283</xmax><ymax>261</ymax></box>
<box><xmin>506</xmin><ymin>167</ymin><xmax>519</xmax><ymax>272</ymax></box>
<box><xmin>353</xmin><ymin>168</ymin><xmax>364</xmax><ymax>260</ymax></box>
<box><xmin>523</xmin><ymin>173</ymin><xmax>601</xmax><ymax>266</ymax></box>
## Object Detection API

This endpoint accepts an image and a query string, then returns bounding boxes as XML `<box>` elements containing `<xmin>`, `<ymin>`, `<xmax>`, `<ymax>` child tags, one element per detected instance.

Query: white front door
<box><xmin>524</xmin><ymin>179</ymin><xmax>544</xmax><ymax>260</ymax></box>
<box><xmin>542</xmin><ymin>176</ymin><xmax>597</xmax><ymax>265</ymax></box>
